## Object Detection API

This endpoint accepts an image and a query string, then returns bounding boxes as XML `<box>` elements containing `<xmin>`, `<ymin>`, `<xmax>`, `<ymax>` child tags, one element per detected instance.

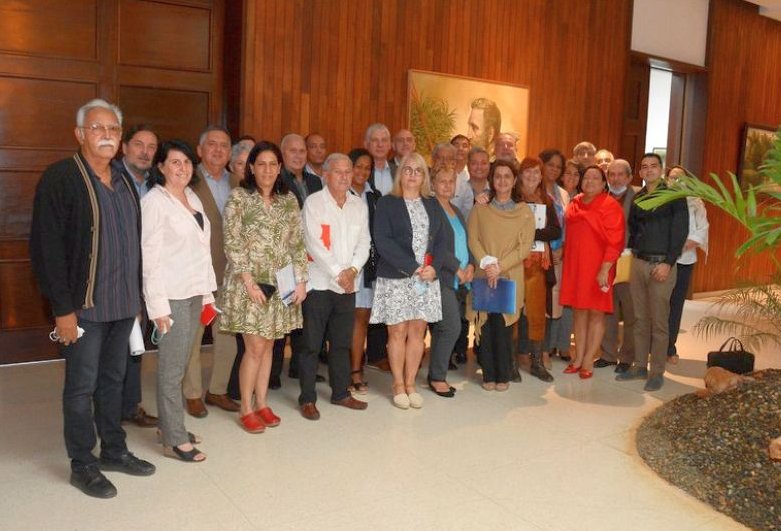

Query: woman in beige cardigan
<box><xmin>468</xmin><ymin>160</ymin><xmax>535</xmax><ymax>391</ymax></box>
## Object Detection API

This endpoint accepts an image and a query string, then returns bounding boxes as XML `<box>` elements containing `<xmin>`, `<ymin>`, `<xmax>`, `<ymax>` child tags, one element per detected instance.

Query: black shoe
<box><xmin>614</xmin><ymin>362</ymin><xmax>632</xmax><ymax>374</ymax></box>
<box><xmin>454</xmin><ymin>352</ymin><xmax>467</xmax><ymax>364</ymax></box>
<box><xmin>316</xmin><ymin>374</ymin><xmax>325</xmax><ymax>383</ymax></box>
<box><xmin>288</xmin><ymin>369</ymin><xmax>298</xmax><ymax>379</ymax></box>
<box><xmin>511</xmin><ymin>368</ymin><xmax>523</xmax><ymax>383</ymax></box>
<box><xmin>530</xmin><ymin>362</ymin><xmax>554</xmax><ymax>382</ymax></box>
<box><xmin>644</xmin><ymin>374</ymin><xmax>664</xmax><ymax>391</ymax></box>
<box><xmin>99</xmin><ymin>452</ymin><xmax>156</xmax><ymax>476</ymax></box>
<box><xmin>269</xmin><ymin>376</ymin><xmax>282</xmax><ymax>390</ymax></box>
<box><xmin>593</xmin><ymin>359</ymin><xmax>618</xmax><ymax>368</ymax></box>
<box><xmin>448</xmin><ymin>360</ymin><xmax>458</xmax><ymax>370</ymax></box>
<box><xmin>428</xmin><ymin>381</ymin><xmax>455</xmax><ymax>398</ymax></box>
<box><xmin>70</xmin><ymin>465</ymin><xmax>117</xmax><ymax>498</ymax></box>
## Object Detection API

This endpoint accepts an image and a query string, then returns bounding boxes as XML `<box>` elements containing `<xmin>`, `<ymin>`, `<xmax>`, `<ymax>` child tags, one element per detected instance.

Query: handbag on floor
<box><xmin>706</xmin><ymin>337</ymin><xmax>755</xmax><ymax>375</ymax></box>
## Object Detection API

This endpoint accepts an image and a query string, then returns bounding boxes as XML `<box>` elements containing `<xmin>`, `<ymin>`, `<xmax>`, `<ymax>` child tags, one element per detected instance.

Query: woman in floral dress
<box><xmin>220</xmin><ymin>141</ymin><xmax>308</xmax><ymax>433</ymax></box>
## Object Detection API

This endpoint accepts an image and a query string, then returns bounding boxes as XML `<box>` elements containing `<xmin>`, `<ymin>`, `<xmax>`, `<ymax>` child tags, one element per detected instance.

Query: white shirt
<box><xmin>677</xmin><ymin>197</ymin><xmax>709</xmax><ymax>265</ymax></box>
<box><xmin>373</xmin><ymin>160</ymin><xmax>394</xmax><ymax>196</ymax></box>
<box><xmin>141</xmin><ymin>185</ymin><xmax>217</xmax><ymax>319</ymax></box>
<box><xmin>302</xmin><ymin>187</ymin><xmax>370</xmax><ymax>294</ymax></box>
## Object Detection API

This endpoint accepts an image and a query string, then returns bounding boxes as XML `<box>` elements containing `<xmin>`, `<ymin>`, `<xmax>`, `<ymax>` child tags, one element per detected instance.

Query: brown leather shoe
<box><xmin>205</xmin><ymin>392</ymin><xmax>240</xmax><ymax>412</ymax></box>
<box><xmin>300</xmin><ymin>402</ymin><xmax>320</xmax><ymax>421</ymax></box>
<box><xmin>122</xmin><ymin>407</ymin><xmax>158</xmax><ymax>428</ymax></box>
<box><xmin>185</xmin><ymin>398</ymin><xmax>208</xmax><ymax>418</ymax></box>
<box><xmin>330</xmin><ymin>396</ymin><xmax>368</xmax><ymax>410</ymax></box>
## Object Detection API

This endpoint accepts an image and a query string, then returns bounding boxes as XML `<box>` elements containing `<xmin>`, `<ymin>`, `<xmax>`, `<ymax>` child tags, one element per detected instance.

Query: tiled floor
<box><xmin>1</xmin><ymin>299</ymin><xmax>765</xmax><ymax>530</ymax></box>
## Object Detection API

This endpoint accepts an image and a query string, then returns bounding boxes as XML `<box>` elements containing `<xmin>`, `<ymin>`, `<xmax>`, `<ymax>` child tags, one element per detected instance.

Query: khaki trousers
<box><xmin>629</xmin><ymin>258</ymin><xmax>677</xmax><ymax>377</ymax></box>
<box><xmin>182</xmin><ymin>312</ymin><xmax>237</xmax><ymax>399</ymax></box>
<box><xmin>601</xmin><ymin>282</ymin><xmax>635</xmax><ymax>363</ymax></box>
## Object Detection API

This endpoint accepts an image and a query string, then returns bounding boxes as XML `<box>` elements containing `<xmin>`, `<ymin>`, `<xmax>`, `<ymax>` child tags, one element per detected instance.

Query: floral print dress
<box><xmin>370</xmin><ymin>198</ymin><xmax>442</xmax><ymax>325</ymax></box>
<box><xmin>219</xmin><ymin>188</ymin><xmax>308</xmax><ymax>338</ymax></box>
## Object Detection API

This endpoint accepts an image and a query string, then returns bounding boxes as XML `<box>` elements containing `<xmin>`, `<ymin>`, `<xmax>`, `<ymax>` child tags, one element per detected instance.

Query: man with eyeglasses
<box><xmin>616</xmin><ymin>153</ymin><xmax>688</xmax><ymax>391</ymax></box>
<box><xmin>113</xmin><ymin>124</ymin><xmax>159</xmax><ymax>429</ymax></box>
<box><xmin>30</xmin><ymin>99</ymin><xmax>156</xmax><ymax>498</ymax></box>
<box><xmin>183</xmin><ymin>125</ymin><xmax>242</xmax><ymax>417</ymax></box>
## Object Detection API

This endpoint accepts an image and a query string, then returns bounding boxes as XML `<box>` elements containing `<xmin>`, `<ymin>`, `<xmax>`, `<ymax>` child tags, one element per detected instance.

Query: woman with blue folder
<box><xmin>467</xmin><ymin>160</ymin><xmax>536</xmax><ymax>391</ymax></box>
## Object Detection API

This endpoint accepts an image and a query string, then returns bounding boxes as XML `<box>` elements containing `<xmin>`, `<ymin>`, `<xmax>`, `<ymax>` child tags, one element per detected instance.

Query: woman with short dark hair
<box><xmin>142</xmin><ymin>139</ymin><xmax>215</xmax><ymax>462</ymax></box>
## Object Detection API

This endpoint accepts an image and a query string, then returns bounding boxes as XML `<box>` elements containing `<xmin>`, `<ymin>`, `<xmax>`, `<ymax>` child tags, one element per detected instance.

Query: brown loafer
<box><xmin>330</xmin><ymin>396</ymin><xmax>368</xmax><ymax>410</ymax></box>
<box><xmin>300</xmin><ymin>402</ymin><xmax>320</xmax><ymax>421</ymax></box>
<box><xmin>205</xmin><ymin>392</ymin><xmax>240</xmax><ymax>412</ymax></box>
<box><xmin>122</xmin><ymin>407</ymin><xmax>158</xmax><ymax>428</ymax></box>
<box><xmin>185</xmin><ymin>398</ymin><xmax>208</xmax><ymax>418</ymax></box>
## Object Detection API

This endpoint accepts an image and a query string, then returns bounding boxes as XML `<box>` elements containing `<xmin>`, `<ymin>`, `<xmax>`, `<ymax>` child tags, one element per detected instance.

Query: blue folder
<box><xmin>471</xmin><ymin>278</ymin><xmax>516</xmax><ymax>314</ymax></box>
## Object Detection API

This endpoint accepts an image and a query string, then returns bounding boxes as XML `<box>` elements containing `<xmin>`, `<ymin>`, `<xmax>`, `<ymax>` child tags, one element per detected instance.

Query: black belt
<box><xmin>633</xmin><ymin>252</ymin><xmax>667</xmax><ymax>264</ymax></box>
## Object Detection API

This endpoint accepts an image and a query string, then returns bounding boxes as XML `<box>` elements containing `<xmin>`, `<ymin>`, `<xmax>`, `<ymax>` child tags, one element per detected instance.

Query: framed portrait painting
<box><xmin>407</xmin><ymin>70</ymin><xmax>530</xmax><ymax>161</ymax></box>
<box><xmin>738</xmin><ymin>123</ymin><xmax>778</xmax><ymax>187</ymax></box>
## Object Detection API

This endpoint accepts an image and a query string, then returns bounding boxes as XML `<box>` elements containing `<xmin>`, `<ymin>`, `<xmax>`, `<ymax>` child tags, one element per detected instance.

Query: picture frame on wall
<box><xmin>407</xmin><ymin>69</ymin><xmax>530</xmax><ymax>161</ymax></box>
<box><xmin>738</xmin><ymin>123</ymin><xmax>778</xmax><ymax>187</ymax></box>
<box><xmin>652</xmin><ymin>147</ymin><xmax>667</xmax><ymax>168</ymax></box>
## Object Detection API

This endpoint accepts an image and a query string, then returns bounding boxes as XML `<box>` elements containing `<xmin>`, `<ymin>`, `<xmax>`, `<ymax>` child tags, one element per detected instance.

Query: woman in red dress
<box><xmin>559</xmin><ymin>166</ymin><xmax>624</xmax><ymax>379</ymax></box>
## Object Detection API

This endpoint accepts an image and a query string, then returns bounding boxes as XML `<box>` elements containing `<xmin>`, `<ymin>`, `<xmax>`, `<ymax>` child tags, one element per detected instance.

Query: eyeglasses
<box><xmin>401</xmin><ymin>166</ymin><xmax>424</xmax><ymax>177</ymax></box>
<box><xmin>81</xmin><ymin>123</ymin><xmax>122</xmax><ymax>136</ymax></box>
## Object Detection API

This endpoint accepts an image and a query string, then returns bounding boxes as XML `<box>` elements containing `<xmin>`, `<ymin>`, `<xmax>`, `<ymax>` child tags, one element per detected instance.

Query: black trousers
<box><xmin>62</xmin><ymin>317</ymin><xmax>134</xmax><ymax>470</ymax></box>
<box><xmin>121</xmin><ymin>353</ymin><xmax>142</xmax><ymax>418</ymax></box>
<box><xmin>478</xmin><ymin>313</ymin><xmax>512</xmax><ymax>384</ymax></box>
<box><xmin>298</xmin><ymin>290</ymin><xmax>355</xmax><ymax>405</ymax></box>
<box><xmin>668</xmin><ymin>262</ymin><xmax>694</xmax><ymax>356</ymax></box>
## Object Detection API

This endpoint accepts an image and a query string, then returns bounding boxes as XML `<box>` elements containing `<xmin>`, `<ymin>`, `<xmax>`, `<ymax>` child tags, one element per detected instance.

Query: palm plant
<box><xmin>637</xmin><ymin>126</ymin><xmax>781</xmax><ymax>351</ymax></box>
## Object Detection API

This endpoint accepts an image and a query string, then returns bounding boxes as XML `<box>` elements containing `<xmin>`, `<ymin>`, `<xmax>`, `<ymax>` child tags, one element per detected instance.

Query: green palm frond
<box><xmin>638</xmin><ymin>125</ymin><xmax>781</xmax><ymax>258</ymax></box>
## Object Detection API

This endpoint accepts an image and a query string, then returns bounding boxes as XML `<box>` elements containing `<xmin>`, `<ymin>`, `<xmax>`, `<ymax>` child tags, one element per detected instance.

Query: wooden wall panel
<box><xmin>0</xmin><ymin>172</ymin><xmax>39</xmax><ymax>239</ymax></box>
<box><xmin>0</xmin><ymin>0</ymin><xmax>97</xmax><ymax>60</ymax></box>
<box><xmin>0</xmin><ymin>78</ymin><xmax>97</xmax><ymax>149</ymax></box>
<box><xmin>237</xmin><ymin>0</ymin><xmax>632</xmax><ymax>159</ymax></box>
<box><xmin>119</xmin><ymin>0</ymin><xmax>212</xmax><ymax>71</ymax></box>
<box><xmin>118</xmin><ymin>86</ymin><xmax>210</xmax><ymax>146</ymax></box>
<box><xmin>692</xmin><ymin>0</ymin><xmax>781</xmax><ymax>293</ymax></box>
<box><xmin>0</xmin><ymin>0</ymin><xmax>225</xmax><ymax>364</ymax></box>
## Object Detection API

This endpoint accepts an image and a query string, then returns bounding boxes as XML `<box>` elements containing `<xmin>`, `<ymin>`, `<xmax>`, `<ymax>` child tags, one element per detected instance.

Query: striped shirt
<box><xmin>79</xmin><ymin>163</ymin><xmax>141</xmax><ymax>322</ymax></box>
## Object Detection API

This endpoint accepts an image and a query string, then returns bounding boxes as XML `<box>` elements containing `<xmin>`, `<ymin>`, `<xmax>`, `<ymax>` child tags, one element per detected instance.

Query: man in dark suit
<box><xmin>364</xmin><ymin>123</ymin><xmax>397</xmax><ymax>196</ymax></box>
<box><xmin>114</xmin><ymin>124</ymin><xmax>159</xmax><ymax>428</ymax></box>
<box><xmin>596</xmin><ymin>159</ymin><xmax>638</xmax><ymax>373</ymax></box>
<box><xmin>183</xmin><ymin>125</ymin><xmax>241</xmax><ymax>417</ymax></box>
<box><xmin>269</xmin><ymin>133</ymin><xmax>324</xmax><ymax>388</ymax></box>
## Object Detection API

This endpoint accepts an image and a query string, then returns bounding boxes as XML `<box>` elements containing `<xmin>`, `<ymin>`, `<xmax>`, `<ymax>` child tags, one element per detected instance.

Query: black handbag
<box><xmin>706</xmin><ymin>337</ymin><xmax>755</xmax><ymax>375</ymax></box>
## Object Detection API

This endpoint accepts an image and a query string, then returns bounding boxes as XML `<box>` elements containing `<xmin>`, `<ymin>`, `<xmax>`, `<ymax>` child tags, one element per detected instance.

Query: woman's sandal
<box><xmin>349</xmin><ymin>369</ymin><xmax>368</xmax><ymax>394</ymax></box>
<box><xmin>164</xmin><ymin>444</ymin><xmax>206</xmax><ymax>462</ymax></box>
<box><xmin>156</xmin><ymin>430</ymin><xmax>201</xmax><ymax>445</ymax></box>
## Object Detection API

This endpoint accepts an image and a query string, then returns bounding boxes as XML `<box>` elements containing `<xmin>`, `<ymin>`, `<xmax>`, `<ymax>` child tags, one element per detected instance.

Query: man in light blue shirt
<box><xmin>364</xmin><ymin>123</ymin><xmax>396</xmax><ymax>196</ymax></box>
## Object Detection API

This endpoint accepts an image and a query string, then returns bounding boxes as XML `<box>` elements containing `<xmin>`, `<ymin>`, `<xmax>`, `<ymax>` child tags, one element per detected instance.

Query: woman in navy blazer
<box><xmin>371</xmin><ymin>153</ymin><xmax>448</xmax><ymax>410</ymax></box>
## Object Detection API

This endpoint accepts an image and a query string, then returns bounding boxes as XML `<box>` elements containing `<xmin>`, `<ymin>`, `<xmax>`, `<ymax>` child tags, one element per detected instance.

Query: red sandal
<box><xmin>579</xmin><ymin>368</ymin><xmax>594</xmax><ymax>379</ymax></box>
<box><xmin>239</xmin><ymin>412</ymin><xmax>266</xmax><ymax>433</ymax></box>
<box><xmin>563</xmin><ymin>364</ymin><xmax>581</xmax><ymax>374</ymax></box>
<box><xmin>255</xmin><ymin>407</ymin><xmax>280</xmax><ymax>427</ymax></box>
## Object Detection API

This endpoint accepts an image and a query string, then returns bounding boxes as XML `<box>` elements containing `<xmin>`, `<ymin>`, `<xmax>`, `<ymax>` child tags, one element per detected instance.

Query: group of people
<box><xmin>29</xmin><ymin>99</ymin><xmax>708</xmax><ymax>499</ymax></box>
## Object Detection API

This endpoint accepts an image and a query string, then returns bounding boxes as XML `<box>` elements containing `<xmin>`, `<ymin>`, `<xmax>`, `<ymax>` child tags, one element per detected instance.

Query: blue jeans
<box><xmin>62</xmin><ymin>317</ymin><xmax>134</xmax><ymax>470</ymax></box>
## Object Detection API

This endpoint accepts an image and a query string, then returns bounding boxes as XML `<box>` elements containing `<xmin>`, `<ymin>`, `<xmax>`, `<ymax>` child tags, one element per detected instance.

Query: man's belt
<box><xmin>633</xmin><ymin>252</ymin><xmax>667</xmax><ymax>264</ymax></box>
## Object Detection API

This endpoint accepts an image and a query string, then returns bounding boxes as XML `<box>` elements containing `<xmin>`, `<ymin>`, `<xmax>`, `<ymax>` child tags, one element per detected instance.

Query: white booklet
<box><xmin>527</xmin><ymin>203</ymin><xmax>546</xmax><ymax>252</ymax></box>
<box><xmin>276</xmin><ymin>263</ymin><xmax>297</xmax><ymax>306</ymax></box>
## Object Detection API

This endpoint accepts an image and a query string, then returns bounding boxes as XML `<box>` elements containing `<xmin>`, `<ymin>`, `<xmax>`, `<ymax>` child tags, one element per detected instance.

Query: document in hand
<box><xmin>276</xmin><ymin>264</ymin><xmax>297</xmax><ymax>306</ymax></box>
<box><xmin>472</xmin><ymin>278</ymin><xmax>516</xmax><ymax>314</ymax></box>
<box><xmin>527</xmin><ymin>203</ymin><xmax>546</xmax><ymax>252</ymax></box>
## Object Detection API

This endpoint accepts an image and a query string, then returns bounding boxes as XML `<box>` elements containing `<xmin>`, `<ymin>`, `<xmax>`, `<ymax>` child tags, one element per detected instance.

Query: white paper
<box><xmin>276</xmin><ymin>263</ymin><xmax>297</xmax><ymax>306</ymax></box>
<box><xmin>129</xmin><ymin>317</ymin><xmax>145</xmax><ymax>356</ymax></box>
<box><xmin>528</xmin><ymin>203</ymin><xmax>546</xmax><ymax>252</ymax></box>
<box><xmin>479</xmin><ymin>255</ymin><xmax>498</xmax><ymax>269</ymax></box>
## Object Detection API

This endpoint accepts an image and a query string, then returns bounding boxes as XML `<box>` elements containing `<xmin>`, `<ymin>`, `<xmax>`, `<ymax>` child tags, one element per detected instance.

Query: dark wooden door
<box><xmin>0</xmin><ymin>0</ymin><xmax>225</xmax><ymax>364</ymax></box>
